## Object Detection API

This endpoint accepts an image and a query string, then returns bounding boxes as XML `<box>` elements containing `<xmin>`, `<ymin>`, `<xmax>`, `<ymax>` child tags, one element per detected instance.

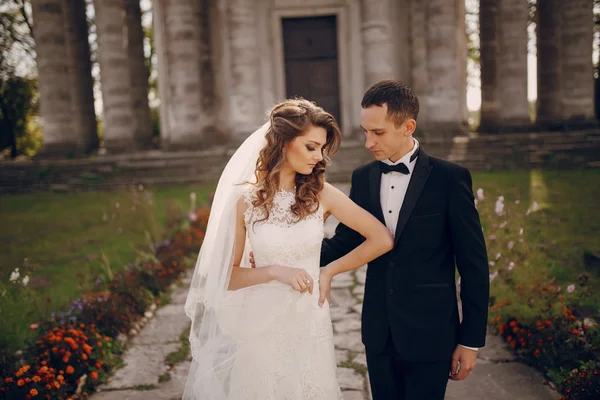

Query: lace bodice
<box><xmin>243</xmin><ymin>187</ymin><xmax>324</xmax><ymax>279</ymax></box>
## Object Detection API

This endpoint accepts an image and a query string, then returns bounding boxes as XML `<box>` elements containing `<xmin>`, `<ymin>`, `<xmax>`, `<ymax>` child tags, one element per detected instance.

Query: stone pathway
<box><xmin>91</xmin><ymin>183</ymin><xmax>561</xmax><ymax>400</ymax></box>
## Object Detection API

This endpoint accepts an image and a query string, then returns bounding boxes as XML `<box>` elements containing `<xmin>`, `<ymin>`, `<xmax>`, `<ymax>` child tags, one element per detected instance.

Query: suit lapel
<box><xmin>369</xmin><ymin>163</ymin><xmax>386</xmax><ymax>224</ymax></box>
<box><xmin>394</xmin><ymin>150</ymin><xmax>433</xmax><ymax>246</ymax></box>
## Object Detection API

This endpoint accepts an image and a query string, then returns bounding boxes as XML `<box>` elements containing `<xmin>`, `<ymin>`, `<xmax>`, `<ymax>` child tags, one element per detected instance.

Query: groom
<box><xmin>320</xmin><ymin>80</ymin><xmax>489</xmax><ymax>399</ymax></box>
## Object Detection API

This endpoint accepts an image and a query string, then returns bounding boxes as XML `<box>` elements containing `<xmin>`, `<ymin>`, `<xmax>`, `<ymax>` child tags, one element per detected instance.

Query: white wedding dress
<box><xmin>214</xmin><ymin>186</ymin><xmax>342</xmax><ymax>399</ymax></box>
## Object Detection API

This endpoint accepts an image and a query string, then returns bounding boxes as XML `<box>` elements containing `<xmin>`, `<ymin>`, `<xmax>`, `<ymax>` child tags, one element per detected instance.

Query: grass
<box><xmin>0</xmin><ymin>183</ymin><xmax>214</xmax><ymax>358</ymax></box>
<box><xmin>471</xmin><ymin>169</ymin><xmax>600</xmax><ymax>320</ymax></box>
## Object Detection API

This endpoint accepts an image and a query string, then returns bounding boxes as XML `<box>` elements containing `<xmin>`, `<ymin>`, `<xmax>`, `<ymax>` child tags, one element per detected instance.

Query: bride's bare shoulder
<box><xmin>319</xmin><ymin>182</ymin><xmax>346</xmax><ymax>212</ymax></box>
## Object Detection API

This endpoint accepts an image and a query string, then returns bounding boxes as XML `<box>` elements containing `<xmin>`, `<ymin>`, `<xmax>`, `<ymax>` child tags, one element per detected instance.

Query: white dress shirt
<box><xmin>379</xmin><ymin>138</ymin><xmax>479</xmax><ymax>352</ymax></box>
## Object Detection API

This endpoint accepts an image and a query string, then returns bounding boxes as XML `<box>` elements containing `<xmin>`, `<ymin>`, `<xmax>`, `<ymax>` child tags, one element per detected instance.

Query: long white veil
<box><xmin>183</xmin><ymin>121</ymin><xmax>270</xmax><ymax>399</ymax></box>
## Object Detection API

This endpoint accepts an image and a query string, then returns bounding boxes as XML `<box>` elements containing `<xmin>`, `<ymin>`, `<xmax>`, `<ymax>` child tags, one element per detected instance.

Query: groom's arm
<box><xmin>320</xmin><ymin>171</ymin><xmax>366</xmax><ymax>266</ymax></box>
<box><xmin>448</xmin><ymin>167</ymin><xmax>490</xmax><ymax>349</ymax></box>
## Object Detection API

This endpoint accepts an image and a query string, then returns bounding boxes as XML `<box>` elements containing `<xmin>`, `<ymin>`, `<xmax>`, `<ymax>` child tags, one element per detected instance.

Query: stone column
<box><xmin>479</xmin><ymin>0</ymin><xmax>499</xmax><ymax>130</ymax></box>
<box><xmin>64</xmin><ymin>0</ymin><xmax>99</xmax><ymax>152</ymax></box>
<box><xmin>536</xmin><ymin>0</ymin><xmax>563</xmax><ymax>125</ymax></box>
<box><xmin>153</xmin><ymin>0</ymin><xmax>215</xmax><ymax>148</ymax></box>
<box><xmin>496</xmin><ymin>0</ymin><xmax>530</xmax><ymax>127</ymax></box>
<box><xmin>409</xmin><ymin>0</ymin><xmax>429</xmax><ymax>130</ymax></box>
<box><xmin>125</xmin><ymin>0</ymin><xmax>153</xmax><ymax>143</ymax></box>
<box><xmin>561</xmin><ymin>0</ymin><xmax>594</xmax><ymax>121</ymax></box>
<box><xmin>32</xmin><ymin>0</ymin><xmax>98</xmax><ymax>156</ymax></box>
<box><xmin>361</xmin><ymin>0</ymin><xmax>394</xmax><ymax>88</ymax></box>
<box><xmin>426</xmin><ymin>0</ymin><xmax>468</xmax><ymax>137</ymax></box>
<box><xmin>227</xmin><ymin>0</ymin><xmax>262</xmax><ymax>138</ymax></box>
<box><xmin>93</xmin><ymin>0</ymin><xmax>152</xmax><ymax>151</ymax></box>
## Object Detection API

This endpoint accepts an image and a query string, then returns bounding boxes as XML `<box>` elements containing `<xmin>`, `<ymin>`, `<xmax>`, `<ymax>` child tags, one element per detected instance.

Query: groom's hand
<box><xmin>249</xmin><ymin>252</ymin><xmax>256</xmax><ymax>268</ymax></box>
<box><xmin>449</xmin><ymin>345</ymin><xmax>477</xmax><ymax>381</ymax></box>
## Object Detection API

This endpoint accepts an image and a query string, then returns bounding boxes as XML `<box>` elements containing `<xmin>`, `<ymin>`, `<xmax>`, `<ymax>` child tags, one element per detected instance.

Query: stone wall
<box><xmin>2</xmin><ymin>129</ymin><xmax>599</xmax><ymax>194</ymax></box>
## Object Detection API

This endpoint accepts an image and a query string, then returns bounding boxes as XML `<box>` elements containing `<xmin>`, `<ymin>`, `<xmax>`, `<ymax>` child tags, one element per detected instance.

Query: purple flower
<box><xmin>95</xmin><ymin>278</ymin><xmax>101</xmax><ymax>286</ymax></box>
<box><xmin>489</xmin><ymin>271</ymin><xmax>499</xmax><ymax>282</ymax></box>
<box><xmin>188</xmin><ymin>212</ymin><xmax>198</xmax><ymax>222</ymax></box>
<box><xmin>567</xmin><ymin>284</ymin><xmax>575</xmax><ymax>293</ymax></box>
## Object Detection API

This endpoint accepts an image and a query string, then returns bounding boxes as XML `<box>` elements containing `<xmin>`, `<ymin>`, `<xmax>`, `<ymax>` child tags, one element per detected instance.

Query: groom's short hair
<box><xmin>361</xmin><ymin>80</ymin><xmax>419</xmax><ymax>127</ymax></box>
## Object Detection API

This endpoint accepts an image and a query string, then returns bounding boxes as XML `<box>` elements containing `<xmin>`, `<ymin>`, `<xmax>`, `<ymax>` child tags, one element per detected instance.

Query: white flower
<box><xmin>489</xmin><ymin>271</ymin><xmax>499</xmax><ymax>282</ymax></box>
<box><xmin>531</xmin><ymin>201</ymin><xmax>539</xmax><ymax>212</ymax></box>
<box><xmin>102</xmin><ymin>213</ymin><xmax>108</xmax><ymax>222</ymax></box>
<box><xmin>495</xmin><ymin>253</ymin><xmax>501</xmax><ymax>260</ymax></box>
<box><xmin>476</xmin><ymin>188</ymin><xmax>485</xmax><ymax>201</ymax></box>
<box><xmin>515</xmin><ymin>200</ymin><xmax>520</xmax><ymax>204</ymax></box>
<box><xmin>508</xmin><ymin>241</ymin><xmax>515</xmax><ymax>250</ymax></box>
<box><xmin>489</xmin><ymin>261</ymin><xmax>496</xmax><ymax>266</ymax></box>
<box><xmin>495</xmin><ymin>196</ymin><xmax>505</xmax><ymax>216</ymax></box>
<box><xmin>508</xmin><ymin>262</ymin><xmax>515</xmax><ymax>271</ymax></box>
<box><xmin>115</xmin><ymin>202</ymin><xmax>120</xmax><ymax>209</ymax></box>
<box><xmin>22</xmin><ymin>275</ymin><xmax>30</xmax><ymax>287</ymax></box>
<box><xmin>519</xmin><ymin>228</ymin><xmax>524</xmax><ymax>236</ymax></box>
<box><xmin>499</xmin><ymin>221</ymin><xmax>508</xmax><ymax>229</ymax></box>
<box><xmin>567</xmin><ymin>284</ymin><xmax>575</xmax><ymax>293</ymax></box>
<box><xmin>9</xmin><ymin>269</ymin><xmax>20</xmax><ymax>282</ymax></box>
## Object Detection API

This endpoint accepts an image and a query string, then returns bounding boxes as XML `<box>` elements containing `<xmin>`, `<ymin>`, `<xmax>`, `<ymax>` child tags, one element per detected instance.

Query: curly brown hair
<box><xmin>251</xmin><ymin>98</ymin><xmax>342</xmax><ymax>224</ymax></box>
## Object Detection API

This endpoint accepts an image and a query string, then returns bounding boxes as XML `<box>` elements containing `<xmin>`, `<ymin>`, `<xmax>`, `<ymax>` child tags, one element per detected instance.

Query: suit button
<box><xmin>388</xmin><ymin>289</ymin><xmax>394</xmax><ymax>295</ymax></box>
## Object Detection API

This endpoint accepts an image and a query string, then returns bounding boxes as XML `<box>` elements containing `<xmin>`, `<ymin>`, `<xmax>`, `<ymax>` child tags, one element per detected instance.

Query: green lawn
<box><xmin>472</xmin><ymin>169</ymin><xmax>600</xmax><ymax>320</ymax></box>
<box><xmin>0</xmin><ymin>183</ymin><xmax>214</xmax><ymax>357</ymax></box>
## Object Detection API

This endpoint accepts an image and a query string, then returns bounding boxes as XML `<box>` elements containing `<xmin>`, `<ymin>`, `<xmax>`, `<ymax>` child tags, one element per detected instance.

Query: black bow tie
<box><xmin>378</xmin><ymin>147</ymin><xmax>420</xmax><ymax>175</ymax></box>
<box><xmin>379</xmin><ymin>162</ymin><xmax>410</xmax><ymax>174</ymax></box>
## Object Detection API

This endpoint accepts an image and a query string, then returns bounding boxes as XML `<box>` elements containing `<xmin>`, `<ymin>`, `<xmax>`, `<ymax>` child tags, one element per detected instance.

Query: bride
<box><xmin>183</xmin><ymin>99</ymin><xmax>393</xmax><ymax>399</ymax></box>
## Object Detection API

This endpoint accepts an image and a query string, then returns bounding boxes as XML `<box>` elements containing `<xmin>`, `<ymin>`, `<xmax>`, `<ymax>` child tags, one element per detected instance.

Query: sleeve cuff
<box><xmin>460</xmin><ymin>345</ymin><xmax>479</xmax><ymax>351</ymax></box>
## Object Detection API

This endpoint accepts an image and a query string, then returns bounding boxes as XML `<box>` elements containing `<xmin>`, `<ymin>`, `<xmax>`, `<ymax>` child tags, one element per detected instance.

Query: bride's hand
<box><xmin>318</xmin><ymin>268</ymin><xmax>334</xmax><ymax>307</ymax></box>
<box><xmin>270</xmin><ymin>266</ymin><xmax>313</xmax><ymax>294</ymax></box>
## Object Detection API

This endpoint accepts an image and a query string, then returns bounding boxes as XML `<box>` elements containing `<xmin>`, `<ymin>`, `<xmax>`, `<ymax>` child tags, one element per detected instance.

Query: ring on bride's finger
<box><xmin>305</xmin><ymin>280</ymin><xmax>311</xmax><ymax>285</ymax></box>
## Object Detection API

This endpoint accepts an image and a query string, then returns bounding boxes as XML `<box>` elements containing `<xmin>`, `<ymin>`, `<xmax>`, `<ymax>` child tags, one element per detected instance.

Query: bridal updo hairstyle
<box><xmin>251</xmin><ymin>98</ymin><xmax>342</xmax><ymax>224</ymax></box>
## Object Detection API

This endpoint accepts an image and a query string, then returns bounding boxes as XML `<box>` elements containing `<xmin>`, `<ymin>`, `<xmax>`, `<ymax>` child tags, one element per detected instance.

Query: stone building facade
<box><xmin>30</xmin><ymin>0</ymin><xmax>596</xmax><ymax>156</ymax></box>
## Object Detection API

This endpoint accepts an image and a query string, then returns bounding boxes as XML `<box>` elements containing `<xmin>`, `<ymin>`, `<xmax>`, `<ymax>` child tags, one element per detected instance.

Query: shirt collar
<box><xmin>382</xmin><ymin>138</ymin><xmax>420</xmax><ymax>171</ymax></box>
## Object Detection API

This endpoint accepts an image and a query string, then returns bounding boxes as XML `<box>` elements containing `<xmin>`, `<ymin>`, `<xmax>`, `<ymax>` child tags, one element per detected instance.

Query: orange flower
<box><xmin>533</xmin><ymin>349</ymin><xmax>541</xmax><ymax>357</ymax></box>
<box><xmin>29</xmin><ymin>388</ymin><xmax>38</xmax><ymax>396</ymax></box>
<box><xmin>46</xmin><ymin>384</ymin><xmax>52</xmax><ymax>390</ymax></box>
<box><xmin>65</xmin><ymin>366</ymin><xmax>75</xmax><ymax>374</ymax></box>
<box><xmin>57</xmin><ymin>375</ymin><xmax>64</xmax><ymax>383</ymax></box>
<box><xmin>81</xmin><ymin>353</ymin><xmax>88</xmax><ymax>360</ymax></box>
<box><xmin>17</xmin><ymin>379</ymin><xmax>25</xmax><ymax>386</ymax></box>
<box><xmin>104</xmin><ymin>336</ymin><xmax>110</xmax><ymax>341</ymax></box>
<box><xmin>32</xmin><ymin>376</ymin><xmax>41</xmax><ymax>383</ymax></box>
<box><xmin>53</xmin><ymin>381</ymin><xmax>60</xmax><ymax>389</ymax></box>
<box><xmin>91</xmin><ymin>372</ymin><xmax>98</xmax><ymax>380</ymax></box>
<box><xmin>572</xmin><ymin>329</ymin><xmax>581</xmax><ymax>335</ymax></box>
<box><xmin>4</xmin><ymin>377</ymin><xmax>13</xmax><ymax>383</ymax></box>
<box><xmin>62</xmin><ymin>355</ymin><xmax>70</xmax><ymax>363</ymax></box>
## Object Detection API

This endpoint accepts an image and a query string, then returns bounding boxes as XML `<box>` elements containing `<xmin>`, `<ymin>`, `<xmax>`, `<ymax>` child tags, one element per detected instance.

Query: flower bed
<box><xmin>0</xmin><ymin>201</ymin><xmax>210</xmax><ymax>399</ymax></box>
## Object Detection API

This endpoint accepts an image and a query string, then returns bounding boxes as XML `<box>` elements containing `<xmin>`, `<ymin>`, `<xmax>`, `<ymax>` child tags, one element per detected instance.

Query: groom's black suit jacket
<box><xmin>321</xmin><ymin>149</ymin><xmax>489</xmax><ymax>362</ymax></box>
